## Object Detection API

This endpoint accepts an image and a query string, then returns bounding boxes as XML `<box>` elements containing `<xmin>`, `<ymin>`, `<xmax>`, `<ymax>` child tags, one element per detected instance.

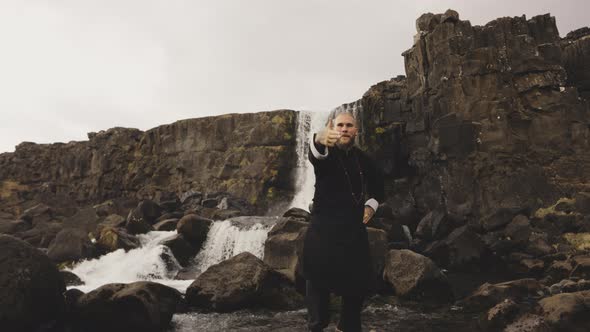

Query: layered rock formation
<box><xmin>0</xmin><ymin>111</ymin><xmax>297</xmax><ymax>217</ymax></box>
<box><xmin>361</xmin><ymin>12</ymin><xmax>589</xmax><ymax>221</ymax></box>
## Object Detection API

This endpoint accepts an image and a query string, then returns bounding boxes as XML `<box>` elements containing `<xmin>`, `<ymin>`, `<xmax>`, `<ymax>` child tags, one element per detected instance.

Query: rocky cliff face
<box><xmin>360</xmin><ymin>11</ymin><xmax>590</xmax><ymax>223</ymax></box>
<box><xmin>0</xmin><ymin>111</ymin><xmax>297</xmax><ymax>216</ymax></box>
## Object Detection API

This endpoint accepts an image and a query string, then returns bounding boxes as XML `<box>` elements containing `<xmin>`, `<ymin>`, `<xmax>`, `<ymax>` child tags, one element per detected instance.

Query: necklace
<box><xmin>336</xmin><ymin>149</ymin><xmax>365</xmax><ymax>206</ymax></box>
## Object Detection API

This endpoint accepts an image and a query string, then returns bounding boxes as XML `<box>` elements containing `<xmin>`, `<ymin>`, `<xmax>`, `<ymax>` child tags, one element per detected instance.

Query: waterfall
<box><xmin>67</xmin><ymin>217</ymin><xmax>279</xmax><ymax>293</ymax></box>
<box><xmin>68</xmin><ymin>231</ymin><xmax>191</xmax><ymax>293</ymax></box>
<box><xmin>193</xmin><ymin>217</ymin><xmax>277</xmax><ymax>273</ymax></box>
<box><xmin>288</xmin><ymin>110</ymin><xmax>329</xmax><ymax>210</ymax></box>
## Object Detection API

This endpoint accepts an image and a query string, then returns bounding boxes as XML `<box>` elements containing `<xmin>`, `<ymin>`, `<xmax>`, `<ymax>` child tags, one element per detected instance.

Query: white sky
<box><xmin>0</xmin><ymin>0</ymin><xmax>588</xmax><ymax>153</ymax></box>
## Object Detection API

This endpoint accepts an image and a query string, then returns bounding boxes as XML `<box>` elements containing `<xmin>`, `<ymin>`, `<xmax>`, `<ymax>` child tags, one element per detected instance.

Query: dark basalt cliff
<box><xmin>0</xmin><ymin>111</ymin><xmax>297</xmax><ymax>216</ymax></box>
<box><xmin>360</xmin><ymin>11</ymin><xmax>590</xmax><ymax>221</ymax></box>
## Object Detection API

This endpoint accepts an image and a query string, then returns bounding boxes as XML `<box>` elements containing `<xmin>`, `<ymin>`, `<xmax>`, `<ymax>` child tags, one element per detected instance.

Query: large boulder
<box><xmin>70</xmin><ymin>281</ymin><xmax>182</xmax><ymax>332</ymax></box>
<box><xmin>538</xmin><ymin>290</ymin><xmax>590</xmax><ymax>331</ymax></box>
<box><xmin>186</xmin><ymin>252</ymin><xmax>303</xmax><ymax>311</ymax></box>
<box><xmin>0</xmin><ymin>235</ymin><xmax>66</xmax><ymax>331</ymax></box>
<box><xmin>47</xmin><ymin>228</ymin><xmax>96</xmax><ymax>262</ymax></box>
<box><xmin>423</xmin><ymin>225</ymin><xmax>486</xmax><ymax>269</ymax></box>
<box><xmin>176</xmin><ymin>214</ymin><xmax>212</xmax><ymax>247</ymax></box>
<box><xmin>263</xmin><ymin>217</ymin><xmax>308</xmax><ymax>283</ymax></box>
<box><xmin>382</xmin><ymin>249</ymin><xmax>452</xmax><ymax>301</ymax></box>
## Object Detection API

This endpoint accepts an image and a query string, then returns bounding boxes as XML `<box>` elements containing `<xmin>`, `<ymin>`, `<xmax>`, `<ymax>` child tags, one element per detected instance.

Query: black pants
<box><xmin>306</xmin><ymin>280</ymin><xmax>363</xmax><ymax>332</ymax></box>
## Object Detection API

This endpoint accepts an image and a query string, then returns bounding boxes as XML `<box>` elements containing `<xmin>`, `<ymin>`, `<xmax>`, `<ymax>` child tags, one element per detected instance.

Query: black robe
<box><xmin>302</xmin><ymin>141</ymin><xmax>384</xmax><ymax>296</ymax></box>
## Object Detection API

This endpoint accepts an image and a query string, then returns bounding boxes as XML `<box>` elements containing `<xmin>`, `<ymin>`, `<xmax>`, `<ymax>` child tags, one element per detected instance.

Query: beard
<box><xmin>336</xmin><ymin>135</ymin><xmax>355</xmax><ymax>150</ymax></box>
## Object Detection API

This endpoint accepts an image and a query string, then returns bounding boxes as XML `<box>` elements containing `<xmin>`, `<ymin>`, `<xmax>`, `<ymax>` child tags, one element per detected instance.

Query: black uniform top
<box><xmin>308</xmin><ymin>138</ymin><xmax>384</xmax><ymax>219</ymax></box>
<box><xmin>302</xmin><ymin>137</ymin><xmax>384</xmax><ymax>295</ymax></box>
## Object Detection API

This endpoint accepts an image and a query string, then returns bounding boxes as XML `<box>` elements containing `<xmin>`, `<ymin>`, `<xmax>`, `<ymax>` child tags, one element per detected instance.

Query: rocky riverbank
<box><xmin>1</xmin><ymin>9</ymin><xmax>590</xmax><ymax>332</ymax></box>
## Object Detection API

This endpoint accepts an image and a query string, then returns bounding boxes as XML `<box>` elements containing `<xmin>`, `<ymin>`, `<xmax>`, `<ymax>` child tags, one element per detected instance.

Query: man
<box><xmin>302</xmin><ymin>111</ymin><xmax>384</xmax><ymax>332</ymax></box>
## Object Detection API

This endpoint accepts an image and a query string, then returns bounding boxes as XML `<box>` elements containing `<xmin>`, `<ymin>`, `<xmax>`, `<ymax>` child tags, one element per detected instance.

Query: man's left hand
<box><xmin>363</xmin><ymin>206</ymin><xmax>375</xmax><ymax>224</ymax></box>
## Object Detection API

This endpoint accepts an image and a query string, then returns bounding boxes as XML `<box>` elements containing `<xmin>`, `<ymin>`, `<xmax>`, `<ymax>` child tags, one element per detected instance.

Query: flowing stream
<box><xmin>68</xmin><ymin>217</ymin><xmax>277</xmax><ymax>293</ymax></box>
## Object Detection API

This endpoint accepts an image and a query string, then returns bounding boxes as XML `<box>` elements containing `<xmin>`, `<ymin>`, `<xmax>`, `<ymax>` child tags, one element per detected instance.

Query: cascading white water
<box><xmin>288</xmin><ymin>111</ymin><xmax>329</xmax><ymax>210</ymax></box>
<box><xmin>67</xmin><ymin>217</ymin><xmax>278</xmax><ymax>293</ymax></box>
<box><xmin>67</xmin><ymin>231</ymin><xmax>192</xmax><ymax>293</ymax></box>
<box><xmin>193</xmin><ymin>217</ymin><xmax>277</xmax><ymax>273</ymax></box>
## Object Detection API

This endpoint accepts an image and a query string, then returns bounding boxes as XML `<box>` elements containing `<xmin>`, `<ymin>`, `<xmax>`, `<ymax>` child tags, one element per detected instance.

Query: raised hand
<box><xmin>314</xmin><ymin>118</ymin><xmax>341</xmax><ymax>147</ymax></box>
<box><xmin>363</xmin><ymin>206</ymin><xmax>375</xmax><ymax>224</ymax></box>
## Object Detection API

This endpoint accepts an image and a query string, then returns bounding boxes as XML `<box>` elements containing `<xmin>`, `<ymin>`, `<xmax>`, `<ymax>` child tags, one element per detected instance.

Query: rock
<box><xmin>538</xmin><ymin>290</ymin><xmax>590</xmax><ymax>331</ymax></box>
<box><xmin>461</xmin><ymin>278</ymin><xmax>544</xmax><ymax>311</ymax></box>
<box><xmin>0</xmin><ymin>218</ymin><xmax>31</xmax><ymax>234</ymax></box>
<box><xmin>201</xmin><ymin>198</ymin><xmax>219</xmax><ymax>208</ymax></box>
<box><xmin>154</xmin><ymin>191</ymin><xmax>180</xmax><ymax>212</ymax></box>
<box><xmin>514</xmin><ymin>258</ymin><xmax>545</xmax><ymax>276</ymax></box>
<box><xmin>125</xmin><ymin>208</ymin><xmax>154</xmax><ymax>235</ymax></box>
<box><xmin>574</xmin><ymin>192</ymin><xmax>590</xmax><ymax>214</ymax></box>
<box><xmin>95</xmin><ymin>214</ymin><xmax>126</xmax><ymax>235</ymax></box>
<box><xmin>16</xmin><ymin>221</ymin><xmax>64</xmax><ymax>248</ymax></box>
<box><xmin>525</xmin><ymin>236</ymin><xmax>555</xmax><ymax>257</ymax></box>
<box><xmin>382</xmin><ymin>249</ymin><xmax>452</xmax><ymax>302</ymax></box>
<box><xmin>176</xmin><ymin>214</ymin><xmax>212</xmax><ymax>247</ymax></box>
<box><xmin>210</xmin><ymin>209</ymin><xmax>242</xmax><ymax>220</ymax></box>
<box><xmin>503</xmin><ymin>314</ymin><xmax>550</xmax><ymax>332</ymax></box>
<box><xmin>505</xmin><ymin>215</ymin><xmax>532</xmax><ymax>246</ymax></box>
<box><xmin>562</xmin><ymin>28</ymin><xmax>590</xmax><ymax>100</ymax></box>
<box><xmin>441</xmin><ymin>9</ymin><xmax>459</xmax><ymax>24</ymax></box>
<box><xmin>415</xmin><ymin>209</ymin><xmax>449</xmax><ymax>240</ymax></box>
<box><xmin>282</xmin><ymin>207</ymin><xmax>311</xmax><ymax>222</ymax></box>
<box><xmin>186</xmin><ymin>252</ymin><xmax>303</xmax><ymax>311</ymax></box>
<box><xmin>423</xmin><ymin>225</ymin><xmax>485</xmax><ymax>269</ymax></box>
<box><xmin>93</xmin><ymin>200</ymin><xmax>118</xmax><ymax>217</ymax></box>
<box><xmin>153</xmin><ymin>218</ymin><xmax>179</xmax><ymax>231</ymax></box>
<box><xmin>0</xmin><ymin>235</ymin><xmax>65</xmax><ymax>331</ymax></box>
<box><xmin>72</xmin><ymin>281</ymin><xmax>182</xmax><ymax>332</ymax></box>
<box><xmin>263</xmin><ymin>217</ymin><xmax>307</xmax><ymax>283</ymax></box>
<box><xmin>61</xmin><ymin>206</ymin><xmax>103</xmax><ymax>233</ymax></box>
<box><xmin>415</xmin><ymin>13</ymin><xmax>440</xmax><ymax>33</ymax></box>
<box><xmin>97</xmin><ymin>227</ymin><xmax>140</xmax><ymax>252</ymax></box>
<box><xmin>480</xmin><ymin>207</ymin><xmax>527</xmax><ymax>232</ymax></box>
<box><xmin>549</xmin><ymin>279</ymin><xmax>579</xmax><ymax>295</ymax></box>
<box><xmin>570</xmin><ymin>255</ymin><xmax>590</xmax><ymax>279</ymax></box>
<box><xmin>21</xmin><ymin>203</ymin><xmax>55</xmax><ymax>226</ymax></box>
<box><xmin>47</xmin><ymin>228</ymin><xmax>96</xmax><ymax>262</ymax></box>
<box><xmin>578</xmin><ymin>279</ymin><xmax>590</xmax><ymax>291</ymax></box>
<box><xmin>160</xmin><ymin>234</ymin><xmax>196</xmax><ymax>266</ymax></box>
<box><xmin>61</xmin><ymin>270</ymin><xmax>83</xmax><ymax>286</ymax></box>
<box><xmin>480</xmin><ymin>299</ymin><xmax>520</xmax><ymax>331</ymax></box>
<box><xmin>547</xmin><ymin>260</ymin><xmax>574</xmax><ymax>281</ymax></box>
<box><xmin>134</xmin><ymin>200</ymin><xmax>162</xmax><ymax>225</ymax></box>
<box><xmin>155</xmin><ymin>211</ymin><xmax>184</xmax><ymax>223</ymax></box>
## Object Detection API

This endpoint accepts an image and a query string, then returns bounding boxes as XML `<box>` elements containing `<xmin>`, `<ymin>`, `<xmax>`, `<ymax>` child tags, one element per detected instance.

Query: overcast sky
<box><xmin>0</xmin><ymin>0</ymin><xmax>587</xmax><ymax>153</ymax></box>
